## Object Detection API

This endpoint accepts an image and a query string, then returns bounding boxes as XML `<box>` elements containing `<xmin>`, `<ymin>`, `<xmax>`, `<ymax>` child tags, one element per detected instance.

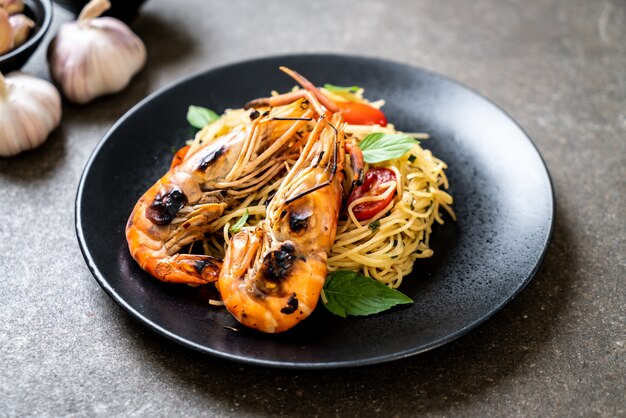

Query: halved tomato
<box><xmin>347</xmin><ymin>168</ymin><xmax>396</xmax><ymax>221</ymax></box>
<box><xmin>336</xmin><ymin>101</ymin><xmax>387</xmax><ymax>126</ymax></box>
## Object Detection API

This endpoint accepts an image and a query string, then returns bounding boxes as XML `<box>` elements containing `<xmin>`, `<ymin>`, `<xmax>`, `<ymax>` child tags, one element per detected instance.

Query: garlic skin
<box><xmin>47</xmin><ymin>0</ymin><xmax>146</xmax><ymax>104</ymax></box>
<box><xmin>0</xmin><ymin>8</ymin><xmax>11</xmax><ymax>55</ymax></box>
<box><xmin>0</xmin><ymin>72</ymin><xmax>62</xmax><ymax>157</ymax></box>
<box><xmin>0</xmin><ymin>0</ymin><xmax>24</xmax><ymax>15</ymax></box>
<box><xmin>9</xmin><ymin>13</ymin><xmax>33</xmax><ymax>48</ymax></box>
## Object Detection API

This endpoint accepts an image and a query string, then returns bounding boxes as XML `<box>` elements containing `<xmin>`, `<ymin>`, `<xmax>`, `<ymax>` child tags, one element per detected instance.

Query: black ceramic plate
<box><xmin>76</xmin><ymin>54</ymin><xmax>554</xmax><ymax>369</ymax></box>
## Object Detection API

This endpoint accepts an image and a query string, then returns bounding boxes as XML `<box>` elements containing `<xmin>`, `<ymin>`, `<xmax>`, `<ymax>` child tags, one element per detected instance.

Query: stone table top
<box><xmin>1</xmin><ymin>0</ymin><xmax>624</xmax><ymax>416</ymax></box>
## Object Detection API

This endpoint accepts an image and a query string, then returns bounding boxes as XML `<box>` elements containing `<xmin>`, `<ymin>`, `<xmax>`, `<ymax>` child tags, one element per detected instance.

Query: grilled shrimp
<box><xmin>218</xmin><ymin>112</ymin><xmax>346</xmax><ymax>333</ymax></box>
<box><xmin>126</xmin><ymin>100</ymin><xmax>314</xmax><ymax>285</ymax></box>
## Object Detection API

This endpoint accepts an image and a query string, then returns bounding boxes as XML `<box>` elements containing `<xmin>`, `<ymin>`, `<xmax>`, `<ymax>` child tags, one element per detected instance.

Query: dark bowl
<box><xmin>53</xmin><ymin>0</ymin><xmax>147</xmax><ymax>23</ymax></box>
<box><xmin>0</xmin><ymin>0</ymin><xmax>53</xmax><ymax>73</ymax></box>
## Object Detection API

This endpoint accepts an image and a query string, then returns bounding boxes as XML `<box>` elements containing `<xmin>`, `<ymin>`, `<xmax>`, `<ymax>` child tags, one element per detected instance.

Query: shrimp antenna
<box><xmin>279</xmin><ymin>67</ymin><xmax>339</xmax><ymax>113</ymax></box>
<box><xmin>284</xmin><ymin>181</ymin><xmax>331</xmax><ymax>205</ymax></box>
<box><xmin>327</xmin><ymin>122</ymin><xmax>339</xmax><ymax>182</ymax></box>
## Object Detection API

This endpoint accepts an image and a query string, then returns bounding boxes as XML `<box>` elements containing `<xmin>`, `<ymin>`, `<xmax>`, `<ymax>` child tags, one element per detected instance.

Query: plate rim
<box><xmin>75</xmin><ymin>53</ymin><xmax>556</xmax><ymax>369</ymax></box>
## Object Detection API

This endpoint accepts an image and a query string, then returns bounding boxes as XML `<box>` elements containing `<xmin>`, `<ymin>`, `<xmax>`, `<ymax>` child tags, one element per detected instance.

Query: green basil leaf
<box><xmin>322</xmin><ymin>270</ymin><xmax>413</xmax><ymax>317</ymax></box>
<box><xmin>358</xmin><ymin>133</ymin><xmax>419</xmax><ymax>163</ymax></box>
<box><xmin>369</xmin><ymin>219</ymin><xmax>380</xmax><ymax>232</ymax></box>
<box><xmin>187</xmin><ymin>105</ymin><xmax>219</xmax><ymax>129</ymax></box>
<box><xmin>323</xmin><ymin>83</ymin><xmax>360</xmax><ymax>93</ymax></box>
<box><xmin>229</xmin><ymin>209</ymin><xmax>249</xmax><ymax>233</ymax></box>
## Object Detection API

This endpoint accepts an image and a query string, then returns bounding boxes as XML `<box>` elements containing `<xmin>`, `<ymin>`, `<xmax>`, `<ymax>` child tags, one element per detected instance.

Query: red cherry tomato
<box><xmin>336</xmin><ymin>101</ymin><xmax>387</xmax><ymax>126</ymax></box>
<box><xmin>347</xmin><ymin>168</ymin><xmax>396</xmax><ymax>221</ymax></box>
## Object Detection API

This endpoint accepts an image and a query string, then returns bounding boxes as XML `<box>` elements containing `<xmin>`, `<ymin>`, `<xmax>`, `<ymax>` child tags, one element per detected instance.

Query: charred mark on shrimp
<box><xmin>313</xmin><ymin>150</ymin><xmax>325</xmax><ymax>168</ymax></box>
<box><xmin>256</xmin><ymin>243</ymin><xmax>297</xmax><ymax>295</ymax></box>
<box><xmin>193</xmin><ymin>258</ymin><xmax>215</xmax><ymax>274</ymax></box>
<box><xmin>146</xmin><ymin>188</ymin><xmax>188</xmax><ymax>225</ymax></box>
<box><xmin>197</xmin><ymin>145</ymin><xmax>226</xmax><ymax>172</ymax></box>
<box><xmin>289</xmin><ymin>207</ymin><xmax>312</xmax><ymax>233</ymax></box>
<box><xmin>280</xmin><ymin>293</ymin><xmax>299</xmax><ymax>314</ymax></box>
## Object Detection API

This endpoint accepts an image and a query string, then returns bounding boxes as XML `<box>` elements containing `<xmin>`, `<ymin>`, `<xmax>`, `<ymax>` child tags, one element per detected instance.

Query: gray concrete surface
<box><xmin>1</xmin><ymin>0</ymin><xmax>625</xmax><ymax>416</ymax></box>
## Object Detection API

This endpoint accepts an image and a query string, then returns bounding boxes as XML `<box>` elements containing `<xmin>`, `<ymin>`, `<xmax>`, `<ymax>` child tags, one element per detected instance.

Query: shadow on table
<box><xmin>0</xmin><ymin>125</ymin><xmax>67</xmax><ymax>180</ymax></box>
<box><xmin>132</xmin><ymin>12</ymin><xmax>200</xmax><ymax>74</ymax></box>
<box><xmin>111</xmin><ymin>199</ymin><xmax>575</xmax><ymax>416</ymax></box>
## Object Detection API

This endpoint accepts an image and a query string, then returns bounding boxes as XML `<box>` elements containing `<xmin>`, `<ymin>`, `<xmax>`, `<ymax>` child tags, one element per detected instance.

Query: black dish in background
<box><xmin>0</xmin><ymin>0</ymin><xmax>53</xmax><ymax>73</ymax></box>
<box><xmin>75</xmin><ymin>54</ymin><xmax>555</xmax><ymax>369</ymax></box>
<box><xmin>52</xmin><ymin>0</ymin><xmax>147</xmax><ymax>23</ymax></box>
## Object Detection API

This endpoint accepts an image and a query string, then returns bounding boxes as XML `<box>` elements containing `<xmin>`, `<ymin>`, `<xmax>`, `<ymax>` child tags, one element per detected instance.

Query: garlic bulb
<box><xmin>47</xmin><ymin>0</ymin><xmax>146</xmax><ymax>104</ymax></box>
<box><xmin>9</xmin><ymin>13</ymin><xmax>33</xmax><ymax>48</ymax></box>
<box><xmin>0</xmin><ymin>8</ymin><xmax>10</xmax><ymax>55</ymax></box>
<box><xmin>0</xmin><ymin>72</ymin><xmax>62</xmax><ymax>157</ymax></box>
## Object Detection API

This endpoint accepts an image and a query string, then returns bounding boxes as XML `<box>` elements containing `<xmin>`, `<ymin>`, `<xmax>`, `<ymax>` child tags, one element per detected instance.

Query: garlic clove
<box><xmin>9</xmin><ymin>13</ymin><xmax>33</xmax><ymax>48</ymax></box>
<box><xmin>0</xmin><ymin>8</ymin><xmax>11</xmax><ymax>55</ymax></box>
<box><xmin>47</xmin><ymin>0</ymin><xmax>146</xmax><ymax>104</ymax></box>
<box><xmin>0</xmin><ymin>71</ymin><xmax>62</xmax><ymax>157</ymax></box>
<box><xmin>0</xmin><ymin>0</ymin><xmax>24</xmax><ymax>15</ymax></box>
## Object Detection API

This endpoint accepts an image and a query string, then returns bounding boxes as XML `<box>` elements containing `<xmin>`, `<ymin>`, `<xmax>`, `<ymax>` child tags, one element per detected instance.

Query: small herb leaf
<box><xmin>322</xmin><ymin>270</ymin><xmax>413</xmax><ymax>317</ymax></box>
<box><xmin>369</xmin><ymin>219</ymin><xmax>380</xmax><ymax>232</ymax></box>
<box><xmin>358</xmin><ymin>133</ymin><xmax>419</xmax><ymax>163</ymax></box>
<box><xmin>187</xmin><ymin>105</ymin><xmax>219</xmax><ymax>129</ymax></box>
<box><xmin>229</xmin><ymin>209</ymin><xmax>249</xmax><ymax>233</ymax></box>
<box><xmin>323</xmin><ymin>83</ymin><xmax>360</xmax><ymax>93</ymax></box>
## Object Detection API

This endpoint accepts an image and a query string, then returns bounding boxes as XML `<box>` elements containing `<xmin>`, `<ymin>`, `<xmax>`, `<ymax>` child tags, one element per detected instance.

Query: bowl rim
<box><xmin>0</xmin><ymin>0</ymin><xmax>53</xmax><ymax>67</ymax></box>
